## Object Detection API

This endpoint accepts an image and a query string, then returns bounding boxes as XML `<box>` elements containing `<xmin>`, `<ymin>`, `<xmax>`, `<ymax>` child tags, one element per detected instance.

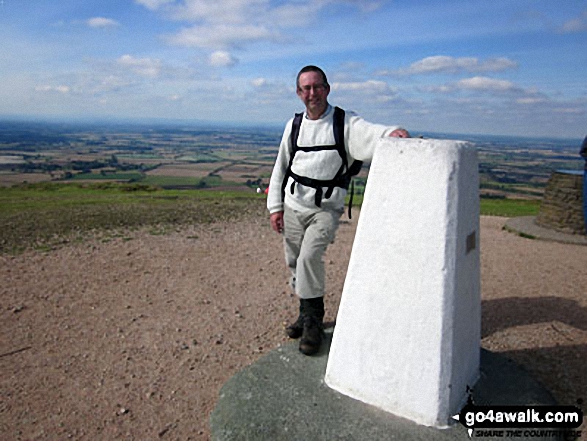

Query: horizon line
<box><xmin>0</xmin><ymin>114</ymin><xmax>583</xmax><ymax>143</ymax></box>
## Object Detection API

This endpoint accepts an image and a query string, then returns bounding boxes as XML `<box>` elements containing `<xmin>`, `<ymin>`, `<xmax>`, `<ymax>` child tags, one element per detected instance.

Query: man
<box><xmin>581</xmin><ymin>136</ymin><xmax>587</xmax><ymax>233</ymax></box>
<box><xmin>267</xmin><ymin>65</ymin><xmax>409</xmax><ymax>355</ymax></box>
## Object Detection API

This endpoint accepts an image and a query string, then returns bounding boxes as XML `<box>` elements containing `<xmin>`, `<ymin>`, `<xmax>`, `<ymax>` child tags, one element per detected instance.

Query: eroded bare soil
<box><xmin>1</xmin><ymin>214</ymin><xmax>586</xmax><ymax>440</ymax></box>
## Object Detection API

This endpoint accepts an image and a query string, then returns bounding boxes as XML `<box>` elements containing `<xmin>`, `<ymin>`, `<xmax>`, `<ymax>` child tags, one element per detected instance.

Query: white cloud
<box><xmin>154</xmin><ymin>0</ymin><xmax>383</xmax><ymax>26</ymax></box>
<box><xmin>266</xmin><ymin>1</ymin><xmax>325</xmax><ymax>28</ymax></box>
<box><xmin>117</xmin><ymin>55</ymin><xmax>162</xmax><ymax>78</ymax></box>
<box><xmin>344</xmin><ymin>0</ymin><xmax>383</xmax><ymax>13</ymax></box>
<box><xmin>386</xmin><ymin>56</ymin><xmax>518</xmax><ymax>76</ymax></box>
<box><xmin>553</xmin><ymin>107</ymin><xmax>583</xmax><ymax>114</ymax></box>
<box><xmin>86</xmin><ymin>17</ymin><xmax>121</xmax><ymax>28</ymax></box>
<box><xmin>209</xmin><ymin>50</ymin><xmax>238</xmax><ymax>67</ymax></box>
<box><xmin>424</xmin><ymin>84</ymin><xmax>453</xmax><ymax>94</ymax></box>
<box><xmin>560</xmin><ymin>11</ymin><xmax>587</xmax><ymax>33</ymax></box>
<box><xmin>169</xmin><ymin>0</ymin><xmax>268</xmax><ymax>24</ymax></box>
<box><xmin>134</xmin><ymin>0</ymin><xmax>174</xmax><ymax>10</ymax></box>
<box><xmin>92</xmin><ymin>74</ymin><xmax>135</xmax><ymax>94</ymax></box>
<box><xmin>427</xmin><ymin>76</ymin><xmax>552</xmax><ymax>104</ymax></box>
<box><xmin>35</xmin><ymin>85</ymin><xmax>71</xmax><ymax>94</ymax></box>
<box><xmin>455</xmin><ymin>76</ymin><xmax>516</xmax><ymax>92</ymax></box>
<box><xmin>332</xmin><ymin>80</ymin><xmax>393</xmax><ymax>94</ymax></box>
<box><xmin>330</xmin><ymin>80</ymin><xmax>399</xmax><ymax>109</ymax></box>
<box><xmin>139</xmin><ymin>0</ymin><xmax>382</xmax><ymax>52</ymax></box>
<box><xmin>247</xmin><ymin>77</ymin><xmax>291</xmax><ymax>105</ymax></box>
<box><xmin>516</xmin><ymin>97</ymin><xmax>547</xmax><ymax>105</ymax></box>
<box><xmin>251</xmin><ymin>78</ymin><xmax>267</xmax><ymax>88</ymax></box>
<box><xmin>38</xmin><ymin>70</ymin><xmax>137</xmax><ymax>98</ymax></box>
<box><xmin>167</xmin><ymin>23</ymin><xmax>276</xmax><ymax>49</ymax></box>
<box><xmin>49</xmin><ymin>56</ymin><xmax>201</xmax><ymax>101</ymax></box>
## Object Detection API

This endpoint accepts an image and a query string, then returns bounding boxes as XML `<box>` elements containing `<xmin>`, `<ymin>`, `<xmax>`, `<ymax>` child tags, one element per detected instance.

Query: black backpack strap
<box><xmin>333</xmin><ymin>107</ymin><xmax>347</xmax><ymax>169</ymax></box>
<box><xmin>332</xmin><ymin>107</ymin><xmax>364</xmax><ymax>219</ymax></box>
<box><xmin>348</xmin><ymin>179</ymin><xmax>356</xmax><ymax>219</ymax></box>
<box><xmin>290</xmin><ymin>112</ymin><xmax>304</xmax><ymax>151</ymax></box>
<box><xmin>323</xmin><ymin>106</ymin><xmax>346</xmax><ymax>204</ymax></box>
<box><xmin>347</xmin><ymin>160</ymin><xmax>363</xmax><ymax>176</ymax></box>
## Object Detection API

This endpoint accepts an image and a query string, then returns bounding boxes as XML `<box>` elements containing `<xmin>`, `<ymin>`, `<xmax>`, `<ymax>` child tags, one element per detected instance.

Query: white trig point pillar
<box><xmin>325</xmin><ymin>137</ymin><xmax>481</xmax><ymax>428</ymax></box>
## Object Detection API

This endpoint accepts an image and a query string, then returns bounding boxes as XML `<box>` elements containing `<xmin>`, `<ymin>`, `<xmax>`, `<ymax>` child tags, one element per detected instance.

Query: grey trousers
<box><xmin>283</xmin><ymin>204</ymin><xmax>343</xmax><ymax>299</ymax></box>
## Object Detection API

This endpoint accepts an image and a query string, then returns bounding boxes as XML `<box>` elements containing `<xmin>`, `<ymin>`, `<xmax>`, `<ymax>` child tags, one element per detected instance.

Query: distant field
<box><xmin>116</xmin><ymin>153</ymin><xmax>161</xmax><ymax>160</ymax></box>
<box><xmin>69</xmin><ymin>172</ymin><xmax>144</xmax><ymax>181</ymax></box>
<box><xmin>145</xmin><ymin>163</ymin><xmax>218</xmax><ymax>178</ymax></box>
<box><xmin>0</xmin><ymin>172</ymin><xmax>50</xmax><ymax>185</ymax></box>
<box><xmin>0</xmin><ymin>121</ymin><xmax>581</xmax><ymax>252</ymax></box>
<box><xmin>141</xmin><ymin>174</ymin><xmax>239</xmax><ymax>188</ymax></box>
<box><xmin>1</xmin><ymin>121</ymin><xmax>583</xmax><ymax>200</ymax></box>
<box><xmin>175</xmin><ymin>153</ymin><xmax>222</xmax><ymax>162</ymax></box>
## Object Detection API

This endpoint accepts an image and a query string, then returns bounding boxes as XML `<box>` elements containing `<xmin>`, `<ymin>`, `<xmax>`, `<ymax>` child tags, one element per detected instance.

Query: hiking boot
<box><xmin>285</xmin><ymin>315</ymin><xmax>304</xmax><ymax>339</ymax></box>
<box><xmin>299</xmin><ymin>315</ymin><xmax>324</xmax><ymax>356</ymax></box>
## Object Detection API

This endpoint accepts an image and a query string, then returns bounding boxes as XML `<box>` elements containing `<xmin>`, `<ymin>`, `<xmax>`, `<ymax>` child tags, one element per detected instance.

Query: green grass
<box><xmin>347</xmin><ymin>194</ymin><xmax>540</xmax><ymax>218</ymax></box>
<box><xmin>0</xmin><ymin>182</ymin><xmax>159</xmax><ymax>213</ymax></box>
<box><xmin>141</xmin><ymin>174</ymin><xmax>239</xmax><ymax>188</ymax></box>
<box><xmin>479</xmin><ymin>198</ymin><xmax>540</xmax><ymax>217</ymax></box>
<box><xmin>140</xmin><ymin>175</ymin><xmax>201</xmax><ymax>187</ymax></box>
<box><xmin>0</xmin><ymin>182</ymin><xmax>266</xmax><ymax>253</ymax></box>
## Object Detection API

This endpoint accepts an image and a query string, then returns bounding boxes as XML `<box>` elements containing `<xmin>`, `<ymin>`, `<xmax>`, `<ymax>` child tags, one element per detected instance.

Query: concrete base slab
<box><xmin>210</xmin><ymin>329</ymin><xmax>562</xmax><ymax>441</ymax></box>
<box><xmin>505</xmin><ymin>216</ymin><xmax>587</xmax><ymax>246</ymax></box>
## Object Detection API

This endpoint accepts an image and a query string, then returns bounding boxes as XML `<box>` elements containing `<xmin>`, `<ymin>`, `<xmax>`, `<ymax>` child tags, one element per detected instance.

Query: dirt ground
<box><xmin>1</xmin><ymin>214</ymin><xmax>586</xmax><ymax>440</ymax></box>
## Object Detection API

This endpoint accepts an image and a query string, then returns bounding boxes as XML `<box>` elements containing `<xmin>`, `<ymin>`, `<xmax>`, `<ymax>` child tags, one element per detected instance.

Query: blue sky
<box><xmin>0</xmin><ymin>0</ymin><xmax>585</xmax><ymax>139</ymax></box>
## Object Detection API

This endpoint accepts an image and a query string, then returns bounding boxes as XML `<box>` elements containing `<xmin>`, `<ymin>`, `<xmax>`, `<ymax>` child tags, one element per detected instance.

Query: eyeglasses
<box><xmin>298</xmin><ymin>84</ymin><xmax>327</xmax><ymax>94</ymax></box>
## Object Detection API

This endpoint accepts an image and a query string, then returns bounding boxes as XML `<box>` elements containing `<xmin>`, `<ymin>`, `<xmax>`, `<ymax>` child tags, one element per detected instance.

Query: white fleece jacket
<box><xmin>267</xmin><ymin>105</ymin><xmax>400</xmax><ymax>214</ymax></box>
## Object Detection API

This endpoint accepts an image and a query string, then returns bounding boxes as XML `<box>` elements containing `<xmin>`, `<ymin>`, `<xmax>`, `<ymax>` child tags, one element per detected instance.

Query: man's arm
<box><xmin>580</xmin><ymin>136</ymin><xmax>587</xmax><ymax>160</ymax></box>
<box><xmin>267</xmin><ymin>120</ymin><xmax>294</xmax><ymax>234</ymax></box>
<box><xmin>267</xmin><ymin>121</ymin><xmax>293</xmax><ymax>215</ymax></box>
<box><xmin>346</xmin><ymin>112</ymin><xmax>409</xmax><ymax>161</ymax></box>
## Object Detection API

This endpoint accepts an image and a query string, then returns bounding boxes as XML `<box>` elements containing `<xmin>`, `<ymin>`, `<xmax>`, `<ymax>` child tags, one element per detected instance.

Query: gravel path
<box><xmin>1</xmin><ymin>214</ymin><xmax>585</xmax><ymax>440</ymax></box>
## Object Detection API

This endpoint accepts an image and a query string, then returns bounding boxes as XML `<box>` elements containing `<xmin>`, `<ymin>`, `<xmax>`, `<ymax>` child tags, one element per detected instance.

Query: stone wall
<box><xmin>536</xmin><ymin>170</ymin><xmax>585</xmax><ymax>235</ymax></box>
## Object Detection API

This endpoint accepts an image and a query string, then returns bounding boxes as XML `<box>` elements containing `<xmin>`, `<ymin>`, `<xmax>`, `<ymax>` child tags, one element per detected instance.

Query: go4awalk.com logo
<box><xmin>452</xmin><ymin>400</ymin><xmax>583</xmax><ymax>439</ymax></box>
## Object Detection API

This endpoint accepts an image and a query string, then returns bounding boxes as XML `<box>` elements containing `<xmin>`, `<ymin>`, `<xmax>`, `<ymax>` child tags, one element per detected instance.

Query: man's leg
<box><xmin>283</xmin><ymin>205</ymin><xmax>306</xmax><ymax>338</ymax></box>
<box><xmin>282</xmin><ymin>206</ymin><xmax>342</xmax><ymax>352</ymax></box>
<box><xmin>295</xmin><ymin>209</ymin><xmax>341</xmax><ymax>300</ymax></box>
<box><xmin>283</xmin><ymin>205</ymin><xmax>304</xmax><ymax>294</ymax></box>
<box><xmin>294</xmin><ymin>208</ymin><xmax>342</xmax><ymax>355</ymax></box>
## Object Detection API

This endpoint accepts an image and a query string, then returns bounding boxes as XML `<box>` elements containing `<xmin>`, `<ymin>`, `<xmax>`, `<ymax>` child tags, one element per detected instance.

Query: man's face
<box><xmin>297</xmin><ymin>71</ymin><xmax>330</xmax><ymax>119</ymax></box>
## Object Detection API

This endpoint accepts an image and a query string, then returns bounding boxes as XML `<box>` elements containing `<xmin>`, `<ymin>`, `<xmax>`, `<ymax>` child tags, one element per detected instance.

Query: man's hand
<box><xmin>389</xmin><ymin>129</ymin><xmax>410</xmax><ymax>138</ymax></box>
<box><xmin>270</xmin><ymin>211</ymin><xmax>285</xmax><ymax>234</ymax></box>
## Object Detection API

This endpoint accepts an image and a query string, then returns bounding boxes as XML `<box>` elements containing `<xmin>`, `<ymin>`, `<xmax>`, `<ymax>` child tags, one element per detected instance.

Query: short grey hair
<box><xmin>296</xmin><ymin>65</ymin><xmax>329</xmax><ymax>90</ymax></box>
